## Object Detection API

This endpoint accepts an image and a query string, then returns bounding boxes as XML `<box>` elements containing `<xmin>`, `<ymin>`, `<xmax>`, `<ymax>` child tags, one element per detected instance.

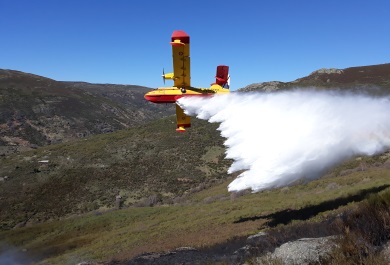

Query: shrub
<box><xmin>329</xmin><ymin>188</ymin><xmax>390</xmax><ymax>264</ymax></box>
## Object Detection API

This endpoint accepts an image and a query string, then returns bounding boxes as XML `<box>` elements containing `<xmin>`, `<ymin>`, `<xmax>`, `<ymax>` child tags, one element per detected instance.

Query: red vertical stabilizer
<box><xmin>215</xmin><ymin>65</ymin><xmax>229</xmax><ymax>87</ymax></box>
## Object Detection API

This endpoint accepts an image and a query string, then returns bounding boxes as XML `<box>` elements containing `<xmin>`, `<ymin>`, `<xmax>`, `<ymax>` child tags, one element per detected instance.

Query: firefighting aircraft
<box><xmin>144</xmin><ymin>30</ymin><xmax>230</xmax><ymax>132</ymax></box>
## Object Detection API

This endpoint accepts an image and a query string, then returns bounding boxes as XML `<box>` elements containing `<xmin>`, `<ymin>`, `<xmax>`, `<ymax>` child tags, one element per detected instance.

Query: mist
<box><xmin>178</xmin><ymin>90</ymin><xmax>390</xmax><ymax>192</ymax></box>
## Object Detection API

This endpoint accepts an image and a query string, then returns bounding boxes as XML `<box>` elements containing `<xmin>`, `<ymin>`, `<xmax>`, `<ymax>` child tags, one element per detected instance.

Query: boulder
<box><xmin>270</xmin><ymin>236</ymin><xmax>336</xmax><ymax>265</ymax></box>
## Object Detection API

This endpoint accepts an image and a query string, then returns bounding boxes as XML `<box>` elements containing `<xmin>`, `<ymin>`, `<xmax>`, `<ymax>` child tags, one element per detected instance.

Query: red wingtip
<box><xmin>171</xmin><ymin>30</ymin><xmax>190</xmax><ymax>44</ymax></box>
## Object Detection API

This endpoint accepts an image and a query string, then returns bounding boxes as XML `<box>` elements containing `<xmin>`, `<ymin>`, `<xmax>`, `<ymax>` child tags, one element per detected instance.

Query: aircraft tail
<box><xmin>214</xmin><ymin>65</ymin><xmax>230</xmax><ymax>89</ymax></box>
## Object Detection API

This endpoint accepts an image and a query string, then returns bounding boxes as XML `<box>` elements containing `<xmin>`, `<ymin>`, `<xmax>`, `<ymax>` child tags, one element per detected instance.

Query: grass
<box><xmin>0</xmin><ymin>117</ymin><xmax>230</xmax><ymax>230</ymax></box>
<box><xmin>2</xmin><ymin>64</ymin><xmax>390</xmax><ymax>264</ymax></box>
<box><xmin>1</xmin><ymin>164</ymin><xmax>389</xmax><ymax>264</ymax></box>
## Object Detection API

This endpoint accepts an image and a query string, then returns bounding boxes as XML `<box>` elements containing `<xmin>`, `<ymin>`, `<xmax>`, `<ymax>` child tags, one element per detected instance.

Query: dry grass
<box><xmin>325</xmin><ymin>188</ymin><xmax>390</xmax><ymax>264</ymax></box>
<box><xmin>1</xmin><ymin>164</ymin><xmax>389</xmax><ymax>264</ymax></box>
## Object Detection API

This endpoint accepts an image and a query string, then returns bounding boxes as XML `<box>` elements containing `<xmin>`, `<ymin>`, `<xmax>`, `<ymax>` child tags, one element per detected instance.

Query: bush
<box><xmin>329</xmin><ymin>188</ymin><xmax>390</xmax><ymax>264</ymax></box>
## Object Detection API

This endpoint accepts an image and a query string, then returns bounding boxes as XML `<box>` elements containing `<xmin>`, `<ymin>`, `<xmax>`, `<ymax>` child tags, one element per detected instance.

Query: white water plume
<box><xmin>178</xmin><ymin>90</ymin><xmax>390</xmax><ymax>192</ymax></box>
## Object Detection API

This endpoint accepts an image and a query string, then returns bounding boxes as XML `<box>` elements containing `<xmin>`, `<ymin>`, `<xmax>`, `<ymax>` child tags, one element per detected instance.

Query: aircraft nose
<box><xmin>144</xmin><ymin>93</ymin><xmax>155</xmax><ymax>102</ymax></box>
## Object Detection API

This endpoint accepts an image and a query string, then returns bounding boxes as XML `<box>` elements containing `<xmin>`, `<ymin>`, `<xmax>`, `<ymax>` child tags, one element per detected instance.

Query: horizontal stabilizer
<box><xmin>170</xmin><ymin>40</ymin><xmax>185</xmax><ymax>46</ymax></box>
<box><xmin>176</xmin><ymin>126</ymin><xmax>187</xmax><ymax>132</ymax></box>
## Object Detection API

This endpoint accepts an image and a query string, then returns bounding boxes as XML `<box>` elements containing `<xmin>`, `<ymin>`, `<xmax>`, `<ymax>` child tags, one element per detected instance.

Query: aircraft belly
<box><xmin>144</xmin><ymin>90</ymin><xmax>213</xmax><ymax>103</ymax></box>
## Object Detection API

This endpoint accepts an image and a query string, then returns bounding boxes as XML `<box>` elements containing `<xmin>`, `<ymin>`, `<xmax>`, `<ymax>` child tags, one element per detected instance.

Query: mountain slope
<box><xmin>1</xmin><ymin>62</ymin><xmax>390</xmax><ymax>230</ymax></box>
<box><xmin>0</xmin><ymin>117</ymin><xmax>230</xmax><ymax>230</ymax></box>
<box><xmin>0</xmin><ymin>69</ymin><xmax>173</xmax><ymax>155</ymax></box>
<box><xmin>241</xmin><ymin>63</ymin><xmax>390</xmax><ymax>93</ymax></box>
<box><xmin>0</xmin><ymin>63</ymin><xmax>390</xmax><ymax>264</ymax></box>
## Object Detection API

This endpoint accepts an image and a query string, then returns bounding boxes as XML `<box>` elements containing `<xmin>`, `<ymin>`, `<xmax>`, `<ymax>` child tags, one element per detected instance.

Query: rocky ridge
<box><xmin>240</xmin><ymin>63</ymin><xmax>390</xmax><ymax>94</ymax></box>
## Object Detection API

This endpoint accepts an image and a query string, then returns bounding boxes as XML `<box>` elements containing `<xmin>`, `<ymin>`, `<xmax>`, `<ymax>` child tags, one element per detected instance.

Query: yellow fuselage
<box><xmin>144</xmin><ymin>85</ymin><xmax>230</xmax><ymax>104</ymax></box>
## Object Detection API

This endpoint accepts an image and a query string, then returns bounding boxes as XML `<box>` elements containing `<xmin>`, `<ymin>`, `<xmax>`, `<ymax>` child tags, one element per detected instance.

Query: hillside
<box><xmin>0</xmin><ymin>117</ymin><xmax>229</xmax><ymax>230</ymax></box>
<box><xmin>1</xmin><ymin>153</ymin><xmax>389</xmax><ymax>264</ymax></box>
<box><xmin>0</xmin><ymin>63</ymin><xmax>390</xmax><ymax>264</ymax></box>
<box><xmin>241</xmin><ymin>63</ymin><xmax>390</xmax><ymax>94</ymax></box>
<box><xmin>0</xmin><ymin>69</ymin><xmax>173</xmax><ymax>155</ymax></box>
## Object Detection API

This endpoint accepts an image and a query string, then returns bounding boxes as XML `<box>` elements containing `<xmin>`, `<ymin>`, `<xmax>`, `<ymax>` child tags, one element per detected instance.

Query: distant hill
<box><xmin>240</xmin><ymin>63</ymin><xmax>390</xmax><ymax>94</ymax></box>
<box><xmin>0</xmin><ymin>69</ymin><xmax>174</xmax><ymax>155</ymax></box>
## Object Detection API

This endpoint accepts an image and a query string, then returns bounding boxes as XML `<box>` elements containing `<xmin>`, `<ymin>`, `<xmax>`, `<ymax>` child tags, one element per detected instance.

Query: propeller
<box><xmin>162</xmin><ymin>68</ymin><xmax>166</xmax><ymax>85</ymax></box>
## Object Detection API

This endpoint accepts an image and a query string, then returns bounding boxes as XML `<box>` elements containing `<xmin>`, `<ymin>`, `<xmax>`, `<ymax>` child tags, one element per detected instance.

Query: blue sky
<box><xmin>1</xmin><ymin>0</ymin><xmax>389</xmax><ymax>90</ymax></box>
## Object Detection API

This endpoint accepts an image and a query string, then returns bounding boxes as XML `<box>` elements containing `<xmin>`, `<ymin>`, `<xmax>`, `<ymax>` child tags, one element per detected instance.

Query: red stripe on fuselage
<box><xmin>144</xmin><ymin>94</ymin><xmax>212</xmax><ymax>104</ymax></box>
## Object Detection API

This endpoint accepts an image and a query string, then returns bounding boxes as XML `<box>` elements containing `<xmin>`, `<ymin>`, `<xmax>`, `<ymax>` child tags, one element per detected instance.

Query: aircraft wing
<box><xmin>170</xmin><ymin>31</ymin><xmax>191</xmax><ymax>88</ymax></box>
<box><xmin>175</xmin><ymin>103</ymin><xmax>191</xmax><ymax>132</ymax></box>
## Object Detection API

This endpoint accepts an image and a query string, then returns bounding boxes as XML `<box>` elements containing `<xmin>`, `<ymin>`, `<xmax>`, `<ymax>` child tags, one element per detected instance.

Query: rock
<box><xmin>383</xmin><ymin>158</ymin><xmax>390</xmax><ymax>169</ymax></box>
<box><xmin>234</xmin><ymin>245</ymin><xmax>256</xmax><ymax>258</ymax></box>
<box><xmin>77</xmin><ymin>261</ymin><xmax>103</xmax><ymax>265</ymax></box>
<box><xmin>247</xmin><ymin>232</ymin><xmax>267</xmax><ymax>244</ymax></box>
<box><xmin>310</xmin><ymin>68</ymin><xmax>343</xmax><ymax>75</ymax></box>
<box><xmin>129</xmin><ymin>247</ymin><xmax>201</xmax><ymax>265</ymax></box>
<box><xmin>326</xmin><ymin>182</ymin><xmax>340</xmax><ymax>190</ymax></box>
<box><xmin>175</xmin><ymin>247</ymin><xmax>197</xmax><ymax>252</ymax></box>
<box><xmin>233</xmin><ymin>232</ymin><xmax>271</xmax><ymax>263</ymax></box>
<box><xmin>241</xmin><ymin>81</ymin><xmax>282</xmax><ymax>92</ymax></box>
<box><xmin>381</xmin><ymin>241</ymin><xmax>390</xmax><ymax>262</ymax></box>
<box><xmin>270</xmin><ymin>236</ymin><xmax>336</xmax><ymax>265</ymax></box>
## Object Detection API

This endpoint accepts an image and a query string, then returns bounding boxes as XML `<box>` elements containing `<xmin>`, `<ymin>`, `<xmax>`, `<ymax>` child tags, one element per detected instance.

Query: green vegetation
<box><xmin>0</xmin><ymin>117</ymin><xmax>230</xmax><ymax>230</ymax></box>
<box><xmin>1</xmin><ymin>65</ymin><xmax>390</xmax><ymax>264</ymax></box>
<box><xmin>0</xmin><ymin>69</ymin><xmax>174</xmax><ymax>149</ymax></box>
<box><xmin>327</xmin><ymin>187</ymin><xmax>390</xmax><ymax>264</ymax></box>
<box><xmin>1</xmin><ymin>158</ymin><xmax>389</xmax><ymax>264</ymax></box>
<box><xmin>1</xmin><ymin>98</ymin><xmax>390</xmax><ymax>264</ymax></box>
